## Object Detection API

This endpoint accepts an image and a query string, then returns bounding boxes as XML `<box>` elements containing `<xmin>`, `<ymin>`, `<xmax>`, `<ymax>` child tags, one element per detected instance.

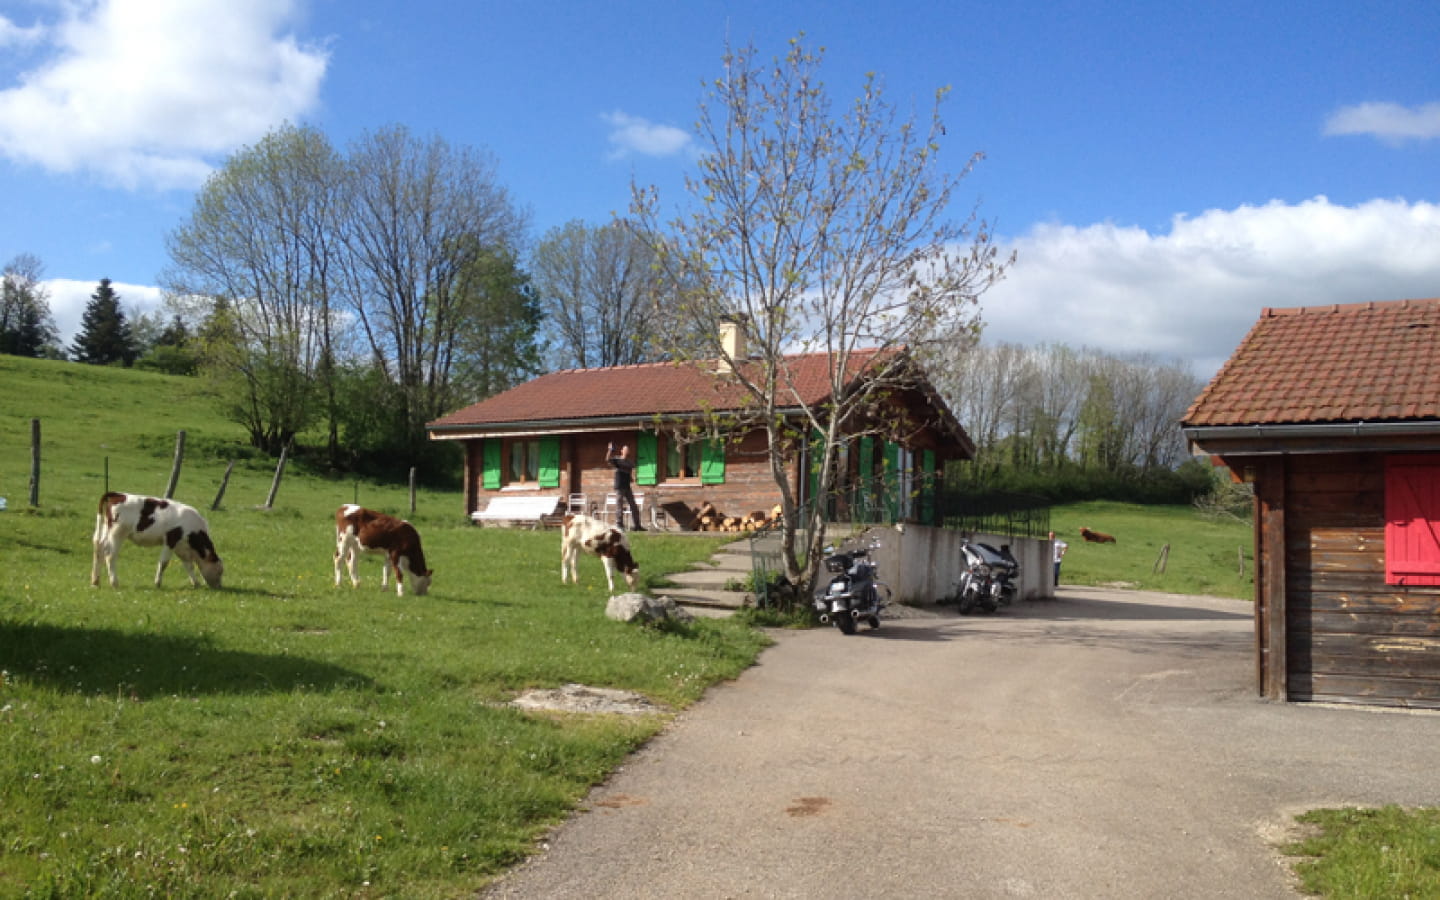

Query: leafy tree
<box><xmin>531</xmin><ymin>219</ymin><xmax>682</xmax><ymax>368</ymax></box>
<box><xmin>0</xmin><ymin>253</ymin><xmax>60</xmax><ymax>358</ymax></box>
<box><xmin>70</xmin><ymin>278</ymin><xmax>138</xmax><ymax>365</ymax></box>
<box><xmin>164</xmin><ymin>123</ymin><xmax>343</xmax><ymax>455</ymax></box>
<box><xmin>449</xmin><ymin>244</ymin><xmax>544</xmax><ymax>403</ymax></box>
<box><xmin>634</xmin><ymin>36</ymin><xmax>1011</xmax><ymax>592</ymax></box>
<box><xmin>134</xmin><ymin>314</ymin><xmax>199</xmax><ymax>375</ymax></box>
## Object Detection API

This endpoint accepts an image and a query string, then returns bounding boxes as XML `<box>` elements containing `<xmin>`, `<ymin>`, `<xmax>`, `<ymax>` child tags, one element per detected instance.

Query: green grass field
<box><xmin>1049</xmin><ymin>500</ymin><xmax>1253</xmax><ymax>599</ymax></box>
<box><xmin>0</xmin><ymin>356</ymin><xmax>766</xmax><ymax>896</ymax></box>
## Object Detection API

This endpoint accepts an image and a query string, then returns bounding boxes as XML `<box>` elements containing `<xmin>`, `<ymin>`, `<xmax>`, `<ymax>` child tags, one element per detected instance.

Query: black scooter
<box><xmin>813</xmin><ymin>538</ymin><xmax>889</xmax><ymax>635</ymax></box>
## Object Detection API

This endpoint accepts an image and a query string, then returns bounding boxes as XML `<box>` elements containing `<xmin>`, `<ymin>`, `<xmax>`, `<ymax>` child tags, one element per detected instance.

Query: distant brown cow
<box><xmin>1080</xmin><ymin>526</ymin><xmax>1117</xmax><ymax>544</ymax></box>
<box><xmin>334</xmin><ymin>505</ymin><xmax>433</xmax><ymax>596</ymax></box>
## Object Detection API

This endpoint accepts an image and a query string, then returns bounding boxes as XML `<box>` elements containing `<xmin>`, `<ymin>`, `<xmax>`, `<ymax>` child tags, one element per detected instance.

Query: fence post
<box><xmin>29</xmin><ymin>418</ymin><xmax>40</xmax><ymax>507</ymax></box>
<box><xmin>263</xmin><ymin>444</ymin><xmax>289</xmax><ymax>509</ymax></box>
<box><xmin>164</xmin><ymin>430</ymin><xmax>186</xmax><ymax>499</ymax></box>
<box><xmin>409</xmin><ymin>467</ymin><xmax>417</xmax><ymax>516</ymax></box>
<box><xmin>212</xmin><ymin>460</ymin><xmax>235</xmax><ymax>511</ymax></box>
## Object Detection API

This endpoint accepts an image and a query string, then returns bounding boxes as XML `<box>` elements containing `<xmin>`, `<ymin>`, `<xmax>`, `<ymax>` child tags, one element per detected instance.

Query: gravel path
<box><xmin>482</xmin><ymin>587</ymin><xmax>1440</xmax><ymax>899</ymax></box>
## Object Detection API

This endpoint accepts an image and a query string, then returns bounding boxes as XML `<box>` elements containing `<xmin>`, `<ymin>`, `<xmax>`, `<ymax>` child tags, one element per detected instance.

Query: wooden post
<box><xmin>409</xmin><ymin>467</ymin><xmax>417</xmax><ymax>516</ymax></box>
<box><xmin>164</xmin><ymin>430</ymin><xmax>186</xmax><ymax>499</ymax></box>
<box><xmin>211</xmin><ymin>460</ymin><xmax>235</xmax><ymax>511</ymax></box>
<box><xmin>1256</xmin><ymin>457</ymin><xmax>1287</xmax><ymax>701</ymax></box>
<box><xmin>1238</xmin><ymin>546</ymin><xmax>1246</xmax><ymax>577</ymax></box>
<box><xmin>1152</xmin><ymin>543</ymin><xmax>1170</xmax><ymax>574</ymax></box>
<box><xmin>28</xmin><ymin>418</ymin><xmax>40</xmax><ymax>507</ymax></box>
<box><xmin>263</xmin><ymin>444</ymin><xmax>289</xmax><ymax>509</ymax></box>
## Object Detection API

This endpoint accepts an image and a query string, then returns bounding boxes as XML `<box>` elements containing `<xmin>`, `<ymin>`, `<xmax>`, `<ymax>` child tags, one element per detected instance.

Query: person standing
<box><xmin>607</xmin><ymin>442</ymin><xmax>644</xmax><ymax>531</ymax></box>
<box><xmin>1049</xmin><ymin>531</ymin><xmax>1068</xmax><ymax>586</ymax></box>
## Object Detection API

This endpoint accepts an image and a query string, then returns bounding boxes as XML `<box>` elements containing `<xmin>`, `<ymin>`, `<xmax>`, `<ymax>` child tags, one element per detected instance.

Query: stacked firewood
<box><xmin>694</xmin><ymin>502</ymin><xmax>784</xmax><ymax>532</ymax></box>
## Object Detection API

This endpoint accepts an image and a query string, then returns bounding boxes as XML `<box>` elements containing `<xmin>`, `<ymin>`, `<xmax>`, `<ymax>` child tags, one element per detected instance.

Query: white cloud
<box><xmin>979</xmin><ymin>197</ymin><xmax>1440</xmax><ymax>380</ymax></box>
<box><xmin>0</xmin><ymin>14</ymin><xmax>45</xmax><ymax>47</ymax></box>
<box><xmin>0</xmin><ymin>0</ymin><xmax>329</xmax><ymax>190</ymax></box>
<box><xmin>602</xmin><ymin>110</ymin><xmax>691</xmax><ymax>160</ymax></box>
<box><xmin>45</xmin><ymin>278</ymin><xmax>165</xmax><ymax>349</ymax></box>
<box><xmin>1324</xmin><ymin>101</ymin><xmax>1440</xmax><ymax>142</ymax></box>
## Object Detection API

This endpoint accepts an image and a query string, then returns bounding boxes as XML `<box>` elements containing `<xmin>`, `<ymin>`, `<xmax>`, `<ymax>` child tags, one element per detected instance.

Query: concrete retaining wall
<box><xmin>820</xmin><ymin>523</ymin><xmax>1053</xmax><ymax>606</ymax></box>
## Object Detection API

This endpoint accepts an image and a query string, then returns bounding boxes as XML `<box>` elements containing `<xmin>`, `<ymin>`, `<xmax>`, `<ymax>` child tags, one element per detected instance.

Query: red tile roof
<box><xmin>1183</xmin><ymin>298</ymin><xmax>1440</xmax><ymax>427</ymax></box>
<box><xmin>428</xmin><ymin>349</ymin><xmax>892</xmax><ymax>430</ymax></box>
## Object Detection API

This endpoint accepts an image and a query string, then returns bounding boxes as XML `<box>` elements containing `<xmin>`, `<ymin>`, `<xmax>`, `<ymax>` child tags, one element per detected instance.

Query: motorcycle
<box><xmin>813</xmin><ymin>537</ymin><xmax>890</xmax><ymax>635</ymax></box>
<box><xmin>954</xmin><ymin>540</ymin><xmax>1020</xmax><ymax>614</ymax></box>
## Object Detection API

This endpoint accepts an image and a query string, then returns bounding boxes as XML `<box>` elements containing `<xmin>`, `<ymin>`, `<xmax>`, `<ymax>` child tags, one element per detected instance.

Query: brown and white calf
<box><xmin>334</xmin><ymin>505</ymin><xmax>433</xmax><ymax>596</ymax></box>
<box><xmin>91</xmin><ymin>492</ymin><xmax>224</xmax><ymax>589</ymax></box>
<box><xmin>560</xmin><ymin>514</ymin><xmax>639</xmax><ymax>593</ymax></box>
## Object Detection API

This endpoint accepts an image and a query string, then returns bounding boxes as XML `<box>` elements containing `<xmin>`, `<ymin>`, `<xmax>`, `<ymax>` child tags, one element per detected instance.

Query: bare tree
<box><xmin>635</xmin><ymin>36</ymin><xmax>1011</xmax><ymax>590</ymax></box>
<box><xmin>934</xmin><ymin>341</ymin><xmax>1030</xmax><ymax>473</ymax></box>
<box><xmin>0</xmin><ymin>253</ymin><xmax>60</xmax><ymax>358</ymax></box>
<box><xmin>934</xmin><ymin>340</ymin><xmax>1199</xmax><ymax>480</ymax></box>
<box><xmin>531</xmin><ymin>219</ymin><xmax>679</xmax><ymax>368</ymax></box>
<box><xmin>339</xmin><ymin>126</ymin><xmax>528</xmax><ymax>458</ymax></box>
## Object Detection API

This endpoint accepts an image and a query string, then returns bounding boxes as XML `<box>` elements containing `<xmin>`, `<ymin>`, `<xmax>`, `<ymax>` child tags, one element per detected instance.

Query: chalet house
<box><xmin>1182</xmin><ymin>298</ymin><xmax>1440</xmax><ymax>709</ymax></box>
<box><xmin>425</xmin><ymin>335</ymin><xmax>974</xmax><ymax>531</ymax></box>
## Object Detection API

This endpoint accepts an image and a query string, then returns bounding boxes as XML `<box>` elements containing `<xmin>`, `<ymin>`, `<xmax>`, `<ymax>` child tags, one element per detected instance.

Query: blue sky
<box><xmin>1</xmin><ymin>0</ymin><xmax>1437</xmax><ymax>379</ymax></box>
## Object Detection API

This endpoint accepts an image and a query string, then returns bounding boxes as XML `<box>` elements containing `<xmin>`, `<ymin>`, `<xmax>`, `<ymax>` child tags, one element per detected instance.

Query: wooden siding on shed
<box><xmin>1281</xmin><ymin>454</ymin><xmax>1440</xmax><ymax>709</ymax></box>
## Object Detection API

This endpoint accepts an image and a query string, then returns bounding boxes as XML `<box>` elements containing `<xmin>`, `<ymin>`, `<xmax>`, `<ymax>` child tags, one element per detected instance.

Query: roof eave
<box><xmin>426</xmin><ymin>407</ymin><xmax>813</xmax><ymax>441</ymax></box>
<box><xmin>1183</xmin><ymin>420</ymin><xmax>1440</xmax><ymax>456</ymax></box>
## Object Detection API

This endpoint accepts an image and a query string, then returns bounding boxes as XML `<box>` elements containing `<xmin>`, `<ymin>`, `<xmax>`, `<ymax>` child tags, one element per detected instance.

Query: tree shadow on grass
<box><xmin>0</xmin><ymin>621</ymin><xmax>375</xmax><ymax>698</ymax></box>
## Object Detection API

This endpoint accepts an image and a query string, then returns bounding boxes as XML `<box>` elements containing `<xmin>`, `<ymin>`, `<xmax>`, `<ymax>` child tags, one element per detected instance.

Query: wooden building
<box><xmin>1182</xmin><ymin>298</ymin><xmax>1440</xmax><ymax>708</ymax></box>
<box><xmin>425</xmin><ymin>345</ymin><xmax>973</xmax><ymax>530</ymax></box>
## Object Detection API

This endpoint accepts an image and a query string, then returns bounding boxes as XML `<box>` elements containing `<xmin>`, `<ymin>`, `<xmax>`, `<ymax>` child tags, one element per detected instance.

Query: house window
<box><xmin>666</xmin><ymin>440</ymin><xmax>703</xmax><ymax>480</ymax></box>
<box><xmin>508</xmin><ymin>439</ymin><xmax>540</xmax><ymax>484</ymax></box>
<box><xmin>1385</xmin><ymin>455</ymin><xmax>1440</xmax><ymax>586</ymax></box>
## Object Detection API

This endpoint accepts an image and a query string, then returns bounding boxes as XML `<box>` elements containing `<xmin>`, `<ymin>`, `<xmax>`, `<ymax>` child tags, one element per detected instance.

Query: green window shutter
<box><xmin>922</xmin><ymin>450</ymin><xmax>936</xmax><ymax>525</ymax></box>
<box><xmin>482</xmin><ymin>439</ymin><xmax>502</xmax><ymax>490</ymax></box>
<box><xmin>538</xmin><ymin>436</ymin><xmax>560</xmax><ymax>488</ymax></box>
<box><xmin>858</xmin><ymin>436</ymin><xmax>875</xmax><ymax>520</ymax></box>
<box><xmin>700</xmin><ymin>438</ymin><xmax>726</xmax><ymax>484</ymax></box>
<box><xmin>636</xmin><ymin>432</ymin><xmax>658</xmax><ymax>485</ymax></box>
<box><xmin>884</xmin><ymin>441</ymin><xmax>901</xmax><ymax>522</ymax></box>
<box><xmin>808</xmin><ymin>429</ymin><xmax>824</xmax><ymax>504</ymax></box>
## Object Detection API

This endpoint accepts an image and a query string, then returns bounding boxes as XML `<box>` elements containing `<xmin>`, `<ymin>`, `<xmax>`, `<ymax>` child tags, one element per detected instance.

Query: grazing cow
<box><xmin>91</xmin><ymin>492</ymin><xmax>223</xmax><ymax>589</ymax></box>
<box><xmin>561</xmin><ymin>514</ymin><xmax>639</xmax><ymax>593</ymax></box>
<box><xmin>1080</xmin><ymin>526</ymin><xmax>1117</xmax><ymax>544</ymax></box>
<box><xmin>334</xmin><ymin>505</ymin><xmax>433</xmax><ymax>597</ymax></box>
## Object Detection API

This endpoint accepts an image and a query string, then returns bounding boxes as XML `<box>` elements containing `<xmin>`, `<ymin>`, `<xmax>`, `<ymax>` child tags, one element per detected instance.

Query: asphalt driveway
<box><xmin>482</xmin><ymin>587</ymin><xmax>1440</xmax><ymax>899</ymax></box>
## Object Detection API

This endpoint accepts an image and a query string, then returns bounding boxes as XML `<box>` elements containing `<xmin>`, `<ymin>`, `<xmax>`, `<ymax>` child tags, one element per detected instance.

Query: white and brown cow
<box><xmin>561</xmin><ymin>514</ymin><xmax>639</xmax><ymax>593</ymax></box>
<box><xmin>334</xmin><ymin>505</ymin><xmax>433</xmax><ymax>597</ymax></box>
<box><xmin>91</xmin><ymin>492</ymin><xmax>224</xmax><ymax>589</ymax></box>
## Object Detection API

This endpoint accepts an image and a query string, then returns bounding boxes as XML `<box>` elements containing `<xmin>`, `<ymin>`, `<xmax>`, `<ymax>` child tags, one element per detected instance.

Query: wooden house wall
<box><xmin>1280</xmin><ymin>453</ymin><xmax>1440</xmax><ymax>709</ymax></box>
<box><xmin>462</xmin><ymin>429</ymin><xmax>798</xmax><ymax>523</ymax></box>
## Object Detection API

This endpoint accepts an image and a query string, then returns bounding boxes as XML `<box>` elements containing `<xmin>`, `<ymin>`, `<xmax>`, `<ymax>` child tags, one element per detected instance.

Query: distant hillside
<box><xmin>0</xmin><ymin>356</ymin><xmax>281</xmax><ymax>512</ymax></box>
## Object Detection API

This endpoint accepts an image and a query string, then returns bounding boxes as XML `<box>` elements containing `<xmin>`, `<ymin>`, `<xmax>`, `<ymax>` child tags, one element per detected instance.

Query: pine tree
<box><xmin>70</xmin><ymin>278</ymin><xmax>137</xmax><ymax>365</ymax></box>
